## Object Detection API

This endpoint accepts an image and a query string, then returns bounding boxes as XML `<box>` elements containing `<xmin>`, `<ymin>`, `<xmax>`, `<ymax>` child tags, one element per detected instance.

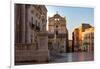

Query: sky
<box><xmin>46</xmin><ymin>5</ymin><xmax>94</xmax><ymax>40</ymax></box>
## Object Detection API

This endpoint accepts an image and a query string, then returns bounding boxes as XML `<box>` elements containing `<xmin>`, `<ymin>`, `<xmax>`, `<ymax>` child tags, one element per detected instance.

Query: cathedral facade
<box><xmin>48</xmin><ymin>13</ymin><xmax>69</xmax><ymax>53</ymax></box>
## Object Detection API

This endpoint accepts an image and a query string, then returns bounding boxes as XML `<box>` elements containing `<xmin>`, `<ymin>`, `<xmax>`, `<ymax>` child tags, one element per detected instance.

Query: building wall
<box><xmin>72</xmin><ymin>28</ymin><xmax>79</xmax><ymax>52</ymax></box>
<box><xmin>15</xmin><ymin>4</ymin><xmax>26</xmax><ymax>44</ymax></box>
<box><xmin>69</xmin><ymin>40</ymin><xmax>72</xmax><ymax>52</ymax></box>
<box><xmin>82</xmin><ymin>27</ymin><xmax>94</xmax><ymax>52</ymax></box>
<box><xmin>15</xmin><ymin>4</ymin><xmax>49</xmax><ymax>64</ymax></box>
<box><xmin>78</xmin><ymin>24</ymin><xmax>92</xmax><ymax>47</ymax></box>
<box><xmin>72</xmin><ymin>24</ymin><xmax>92</xmax><ymax>52</ymax></box>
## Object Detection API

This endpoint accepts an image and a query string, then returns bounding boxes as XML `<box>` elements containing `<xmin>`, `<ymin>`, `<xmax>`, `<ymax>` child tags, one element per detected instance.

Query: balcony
<box><xmin>31</xmin><ymin>23</ymin><xmax>35</xmax><ymax>29</ymax></box>
<box><xmin>32</xmin><ymin>23</ymin><xmax>35</xmax><ymax>29</ymax></box>
<box><xmin>36</xmin><ymin>25</ymin><xmax>40</xmax><ymax>31</ymax></box>
<box><xmin>31</xmin><ymin>23</ymin><xmax>40</xmax><ymax>31</ymax></box>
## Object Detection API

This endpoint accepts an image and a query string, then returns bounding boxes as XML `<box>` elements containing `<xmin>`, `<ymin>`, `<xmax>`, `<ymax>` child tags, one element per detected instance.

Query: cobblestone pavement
<box><xmin>49</xmin><ymin>52</ymin><xmax>94</xmax><ymax>63</ymax></box>
<box><xmin>15</xmin><ymin>52</ymin><xmax>94</xmax><ymax>65</ymax></box>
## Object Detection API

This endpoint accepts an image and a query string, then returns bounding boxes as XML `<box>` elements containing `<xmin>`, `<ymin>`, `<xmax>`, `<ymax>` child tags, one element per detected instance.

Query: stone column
<box><xmin>26</xmin><ymin>5</ymin><xmax>32</xmax><ymax>44</ymax></box>
<box><xmin>20</xmin><ymin>5</ymin><xmax>26</xmax><ymax>43</ymax></box>
<box><xmin>25</xmin><ymin>5</ymin><xmax>30</xmax><ymax>44</ymax></box>
<box><xmin>14</xmin><ymin>4</ymin><xmax>18</xmax><ymax>43</ymax></box>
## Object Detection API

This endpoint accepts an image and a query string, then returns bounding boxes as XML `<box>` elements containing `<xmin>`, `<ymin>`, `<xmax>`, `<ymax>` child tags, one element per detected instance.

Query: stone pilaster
<box><xmin>20</xmin><ymin>5</ymin><xmax>26</xmax><ymax>43</ymax></box>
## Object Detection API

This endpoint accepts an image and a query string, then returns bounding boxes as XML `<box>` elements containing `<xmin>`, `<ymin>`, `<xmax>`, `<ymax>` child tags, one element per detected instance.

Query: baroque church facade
<box><xmin>48</xmin><ymin>13</ymin><xmax>69</xmax><ymax>53</ymax></box>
